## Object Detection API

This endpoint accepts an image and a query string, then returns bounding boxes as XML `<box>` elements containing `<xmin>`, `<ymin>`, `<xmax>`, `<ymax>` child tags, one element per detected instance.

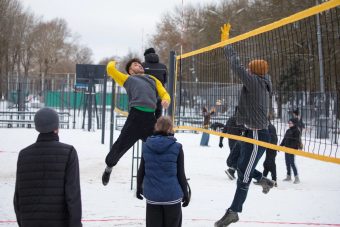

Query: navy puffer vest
<box><xmin>142</xmin><ymin>135</ymin><xmax>183</xmax><ymax>203</ymax></box>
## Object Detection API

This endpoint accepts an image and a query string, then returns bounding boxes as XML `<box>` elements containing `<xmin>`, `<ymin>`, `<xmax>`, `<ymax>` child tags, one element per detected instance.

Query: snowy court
<box><xmin>1</xmin><ymin>128</ymin><xmax>340</xmax><ymax>227</ymax></box>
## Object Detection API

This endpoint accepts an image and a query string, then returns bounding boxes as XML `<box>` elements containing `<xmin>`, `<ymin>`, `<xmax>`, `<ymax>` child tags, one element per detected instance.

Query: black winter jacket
<box><xmin>265</xmin><ymin>123</ymin><xmax>278</xmax><ymax>160</ymax></box>
<box><xmin>280</xmin><ymin>125</ymin><xmax>301</xmax><ymax>149</ymax></box>
<box><xmin>142</xmin><ymin>53</ymin><xmax>167</xmax><ymax>85</ymax></box>
<box><xmin>14</xmin><ymin>133</ymin><xmax>82</xmax><ymax>227</ymax></box>
<box><xmin>220</xmin><ymin>116</ymin><xmax>245</xmax><ymax>145</ymax></box>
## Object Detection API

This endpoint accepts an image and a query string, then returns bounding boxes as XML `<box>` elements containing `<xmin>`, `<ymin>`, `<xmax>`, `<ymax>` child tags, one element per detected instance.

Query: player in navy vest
<box><xmin>136</xmin><ymin>116</ymin><xmax>190</xmax><ymax>227</ymax></box>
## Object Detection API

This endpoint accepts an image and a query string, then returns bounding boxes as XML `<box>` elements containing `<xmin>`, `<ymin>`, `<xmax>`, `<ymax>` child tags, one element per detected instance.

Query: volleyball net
<box><xmin>173</xmin><ymin>0</ymin><xmax>340</xmax><ymax>164</ymax></box>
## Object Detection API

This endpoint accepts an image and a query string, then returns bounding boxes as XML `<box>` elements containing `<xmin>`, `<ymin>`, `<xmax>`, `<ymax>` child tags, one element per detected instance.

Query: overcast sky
<box><xmin>21</xmin><ymin>0</ymin><xmax>218</xmax><ymax>63</ymax></box>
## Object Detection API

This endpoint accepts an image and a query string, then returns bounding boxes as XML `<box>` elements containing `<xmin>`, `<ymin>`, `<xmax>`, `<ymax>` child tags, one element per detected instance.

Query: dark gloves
<box><xmin>136</xmin><ymin>188</ymin><xmax>143</xmax><ymax>200</ymax></box>
<box><xmin>182</xmin><ymin>182</ymin><xmax>191</xmax><ymax>207</ymax></box>
<box><xmin>182</xmin><ymin>195</ymin><xmax>190</xmax><ymax>207</ymax></box>
<box><xmin>219</xmin><ymin>141</ymin><xmax>223</xmax><ymax>148</ymax></box>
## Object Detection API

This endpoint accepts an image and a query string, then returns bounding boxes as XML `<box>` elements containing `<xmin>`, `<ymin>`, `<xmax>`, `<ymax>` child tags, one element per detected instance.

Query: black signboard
<box><xmin>76</xmin><ymin>64</ymin><xmax>105</xmax><ymax>84</ymax></box>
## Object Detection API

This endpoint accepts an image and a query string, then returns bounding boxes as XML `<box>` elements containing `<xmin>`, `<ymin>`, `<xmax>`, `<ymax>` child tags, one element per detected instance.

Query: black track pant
<box><xmin>263</xmin><ymin>150</ymin><xmax>277</xmax><ymax>181</ymax></box>
<box><xmin>155</xmin><ymin>99</ymin><xmax>163</xmax><ymax>120</ymax></box>
<box><xmin>146</xmin><ymin>203</ymin><xmax>182</xmax><ymax>227</ymax></box>
<box><xmin>105</xmin><ymin>108</ymin><xmax>156</xmax><ymax>167</ymax></box>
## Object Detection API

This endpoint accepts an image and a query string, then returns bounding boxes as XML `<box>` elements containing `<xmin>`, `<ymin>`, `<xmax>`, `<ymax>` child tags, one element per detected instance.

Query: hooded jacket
<box><xmin>224</xmin><ymin>45</ymin><xmax>272</xmax><ymax>130</ymax></box>
<box><xmin>142</xmin><ymin>53</ymin><xmax>168</xmax><ymax>85</ymax></box>
<box><xmin>138</xmin><ymin>134</ymin><xmax>187</xmax><ymax>204</ymax></box>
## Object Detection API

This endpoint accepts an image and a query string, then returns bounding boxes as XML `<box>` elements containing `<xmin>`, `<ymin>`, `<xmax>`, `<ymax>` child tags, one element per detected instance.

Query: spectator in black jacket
<box><xmin>281</xmin><ymin>118</ymin><xmax>301</xmax><ymax>184</ymax></box>
<box><xmin>14</xmin><ymin>107</ymin><xmax>82</xmax><ymax>227</ymax></box>
<box><xmin>142</xmin><ymin>47</ymin><xmax>168</xmax><ymax>119</ymax></box>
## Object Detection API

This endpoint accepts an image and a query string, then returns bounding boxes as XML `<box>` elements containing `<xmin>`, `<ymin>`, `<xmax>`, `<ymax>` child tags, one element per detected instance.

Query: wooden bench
<box><xmin>0</xmin><ymin>111</ymin><xmax>70</xmax><ymax>129</ymax></box>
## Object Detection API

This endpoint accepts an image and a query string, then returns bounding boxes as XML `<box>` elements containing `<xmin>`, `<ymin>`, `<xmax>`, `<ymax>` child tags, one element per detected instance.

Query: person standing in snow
<box><xmin>200</xmin><ymin>106</ymin><xmax>215</xmax><ymax>146</ymax></box>
<box><xmin>14</xmin><ymin>107</ymin><xmax>82</xmax><ymax>227</ymax></box>
<box><xmin>136</xmin><ymin>116</ymin><xmax>190</xmax><ymax>227</ymax></box>
<box><xmin>142</xmin><ymin>47</ymin><xmax>168</xmax><ymax>119</ymax></box>
<box><xmin>281</xmin><ymin>118</ymin><xmax>301</xmax><ymax>184</ymax></box>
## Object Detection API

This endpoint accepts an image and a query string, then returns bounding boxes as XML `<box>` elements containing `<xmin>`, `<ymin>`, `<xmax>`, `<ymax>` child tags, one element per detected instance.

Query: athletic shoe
<box><xmin>257</xmin><ymin>176</ymin><xmax>275</xmax><ymax>194</ymax></box>
<box><xmin>214</xmin><ymin>209</ymin><xmax>239</xmax><ymax>227</ymax></box>
<box><xmin>283</xmin><ymin>175</ymin><xmax>292</xmax><ymax>181</ymax></box>
<box><xmin>253</xmin><ymin>180</ymin><xmax>260</xmax><ymax>185</ymax></box>
<box><xmin>102</xmin><ymin>166</ymin><xmax>112</xmax><ymax>186</ymax></box>
<box><xmin>293</xmin><ymin>176</ymin><xmax>300</xmax><ymax>184</ymax></box>
<box><xmin>274</xmin><ymin>181</ymin><xmax>278</xmax><ymax>187</ymax></box>
<box><xmin>225</xmin><ymin>168</ymin><xmax>236</xmax><ymax>180</ymax></box>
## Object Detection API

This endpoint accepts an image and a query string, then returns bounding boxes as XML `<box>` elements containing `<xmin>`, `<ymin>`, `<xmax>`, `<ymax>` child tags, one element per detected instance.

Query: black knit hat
<box><xmin>125</xmin><ymin>58</ymin><xmax>142</xmax><ymax>75</ymax></box>
<box><xmin>144</xmin><ymin>47</ymin><xmax>155</xmax><ymax>56</ymax></box>
<box><xmin>34</xmin><ymin>107</ymin><xmax>59</xmax><ymax>133</ymax></box>
<box><xmin>293</xmin><ymin>108</ymin><xmax>299</xmax><ymax>116</ymax></box>
<box><xmin>289</xmin><ymin>118</ymin><xmax>298</xmax><ymax>126</ymax></box>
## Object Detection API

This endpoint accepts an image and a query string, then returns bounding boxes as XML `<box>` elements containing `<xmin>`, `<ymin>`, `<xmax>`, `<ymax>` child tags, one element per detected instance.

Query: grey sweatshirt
<box><xmin>224</xmin><ymin>45</ymin><xmax>272</xmax><ymax>130</ymax></box>
<box><xmin>124</xmin><ymin>74</ymin><xmax>157</xmax><ymax>110</ymax></box>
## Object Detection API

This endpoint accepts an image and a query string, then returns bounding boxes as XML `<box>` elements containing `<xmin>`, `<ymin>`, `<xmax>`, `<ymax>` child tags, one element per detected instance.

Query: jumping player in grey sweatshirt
<box><xmin>215</xmin><ymin>45</ymin><xmax>275</xmax><ymax>227</ymax></box>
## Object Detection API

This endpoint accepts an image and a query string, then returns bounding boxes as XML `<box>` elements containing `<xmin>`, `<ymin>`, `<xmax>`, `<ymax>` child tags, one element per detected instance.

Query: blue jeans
<box><xmin>229</xmin><ymin>129</ymin><xmax>269</xmax><ymax>213</ymax></box>
<box><xmin>285</xmin><ymin>153</ymin><xmax>298</xmax><ymax>176</ymax></box>
<box><xmin>200</xmin><ymin>132</ymin><xmax>210</xmax><ymax>146</ymax></box>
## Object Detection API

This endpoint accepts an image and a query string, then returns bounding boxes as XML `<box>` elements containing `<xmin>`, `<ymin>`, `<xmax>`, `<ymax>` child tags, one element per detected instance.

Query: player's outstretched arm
<box><xmin>106</xmin><ymin>61</ymin><xmax>129</xmax><ymax>87</ymax></box>
<box><xmin>149</xmin><ymin>75</ymin><xmax>171</xmax><ymax>109</ymax></box>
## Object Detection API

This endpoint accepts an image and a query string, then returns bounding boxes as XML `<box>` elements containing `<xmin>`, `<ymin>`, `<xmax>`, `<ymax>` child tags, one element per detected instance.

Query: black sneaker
<box><xmin>257</xmin><ymin>176</ymin><xmax>275</xmax><ymax>194</ymax></box>
<box><xmin>102</xmin><ymin>167</ymin><xmax>112</xmax><ymax>186</ymax></box>
<box><xmin>274</xmin><ymin>181</ymin><xmax>278</xmax><ymax>187</ymax></box>
<box><xmin>225</xmin><ymin>168</ymin><xmax>236</xmax><ymax>180</ymax></box>
<box><xmin>214</xmin><ymin>209</ymin><xmax>239</xmax><ymax>227</ymax></box>
<box><xmin>253</xmin><ymin>180</ymin><xmax>260</xmax><ymax>185</ymax></box>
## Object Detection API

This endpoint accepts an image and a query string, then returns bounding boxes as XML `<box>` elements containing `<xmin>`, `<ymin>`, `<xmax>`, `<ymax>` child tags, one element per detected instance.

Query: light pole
<box><xmin>315</xmin><ymin>0</ymin><xmax>328</xmax><ymax>139</ymax></box>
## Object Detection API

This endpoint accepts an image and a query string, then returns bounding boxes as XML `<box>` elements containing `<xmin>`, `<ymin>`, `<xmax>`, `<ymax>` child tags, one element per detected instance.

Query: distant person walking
<box><xmin>281</xmin><ymin>118</ymin><xmax>301</xmax><ymax>184</ymax></box>
<box><xmin>215</xmin><ymin>45</ymin><xmax>275</xmax><ymax>227</ymax></box>
<box><xmin>142</xmin><ymin>47</ymin><xmax>168</xmax><ymax>119</ymax></box>
<box><xmin>14</xmin><ymin>107</ymin><xmax>82</xmax><ymax>227</ymax></box>
<box><xmin>102</xmin><ymin>58</ymin><xmax>170</xmax><ymax>186</ymax></box>
<box><xmin>136</xmin><ymin>116</ymin><xmax>190</xmax><ymax>227</ymax></box>
<box><xmin>200</xmin><ymin>107</ymin><xmax>215</xmax><ymax>146</ymax></box>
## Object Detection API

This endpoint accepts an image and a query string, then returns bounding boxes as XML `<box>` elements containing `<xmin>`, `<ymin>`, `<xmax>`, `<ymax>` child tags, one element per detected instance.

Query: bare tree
<box><xmin>33</xmin><ymin>18</ymin><xmax>71</xmax><ymax>77</ymax></box>
<box><xmin>20</xmin><ymin>11</ymin><xmax>38</xmax><ymax>77</ymax></box>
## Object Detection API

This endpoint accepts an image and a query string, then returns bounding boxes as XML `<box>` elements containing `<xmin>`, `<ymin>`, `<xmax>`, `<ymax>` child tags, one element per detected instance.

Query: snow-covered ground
<box><xmin>1</xmin><ymin>128</ymin><xmax>340</xmax><ymax>227</ymax></box>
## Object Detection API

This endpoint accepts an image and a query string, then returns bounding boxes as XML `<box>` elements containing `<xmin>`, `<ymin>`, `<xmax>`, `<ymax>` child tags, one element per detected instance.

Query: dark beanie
<box><xmin>293</xmin><ymin>108</ymin><xmax>299</xmax><ymax>116</ymax></box>
<box><xmin>289</xmin><ymin>118</ymin><xmax>298</xmax><ymax>126</ymax></box>
<box><xmin>34</xmin><ymin>107</ymin><xmax>59</xmax><ymax>133</ymax></box>
<box><xmin>144</xmin><ymin>47</ymin><xmax>155</xmax><ymax>56</ymax></box>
